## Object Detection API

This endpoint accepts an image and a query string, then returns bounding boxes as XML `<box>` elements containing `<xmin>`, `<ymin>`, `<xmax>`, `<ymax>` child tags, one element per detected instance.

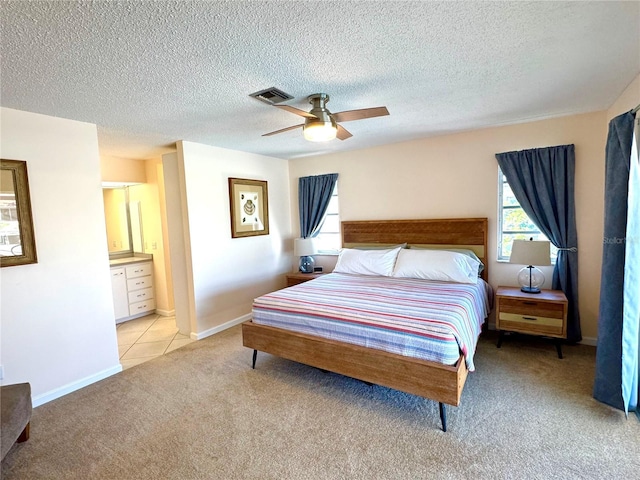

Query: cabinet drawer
<box><xmin>127</xmin><ymin>276</ymin><xmax>153</xmax><ymax>291</ymax></box>
<box><xmin>499</xmin><ymin>298</ymin><xmax>565</xmax><ymax>318</ymax></box>
<box><xmin>129</xmin><ymin>298</ymin><xmax>156</xmax><ymax>316</ymax></box>
<box><xmin>111</xmin><ymin>267</ymin><xmax>125</xmax><ymax>278</ymax></box>
<box><xmin>128</xmin><ymin>287</ymin><xmax>154</xmax><ymax>304</ymax></box>
<box><xmin>126</xmin><ymin>263</ymin><xmax>153</xmax><ymax>279</ymax></box>
<box><xmin>498</xmin><ymin>312</ymin><xmax>564</xmax><ymax>336</ymax></box>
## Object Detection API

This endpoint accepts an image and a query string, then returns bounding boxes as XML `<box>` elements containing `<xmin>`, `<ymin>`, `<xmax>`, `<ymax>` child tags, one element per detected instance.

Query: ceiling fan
<box><xmin>262</xmin><ymin>93</ymin><xmax>389</xmax><ymax>142</ymax></box>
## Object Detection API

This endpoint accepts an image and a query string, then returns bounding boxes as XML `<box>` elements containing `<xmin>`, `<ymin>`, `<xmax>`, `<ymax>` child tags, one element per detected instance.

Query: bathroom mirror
<box><xmin>0</xmin><ymin>159</ymin><xmax>38</xmax><ymax>267</ymax></box>
<box><xmin>103</xmin><ymin>187</ymin><xmax>131</xmax><ymax>253</ymax></box>
<box><xmin>102</xmin><ymin>186</ymin><xmax>144</xmax><ymax>255</ymax></box>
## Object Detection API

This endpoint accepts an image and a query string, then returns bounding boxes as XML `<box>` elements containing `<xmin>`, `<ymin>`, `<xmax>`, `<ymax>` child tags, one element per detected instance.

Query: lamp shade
<box><xmin>294</xmin><ymin>237</ymin><xmax>317</xmax><ymax>257</ymax></box>
<box><xmin>509</xmin><ymin>240</ymin><xmax>551</xmax><ymax>266</ymax></box>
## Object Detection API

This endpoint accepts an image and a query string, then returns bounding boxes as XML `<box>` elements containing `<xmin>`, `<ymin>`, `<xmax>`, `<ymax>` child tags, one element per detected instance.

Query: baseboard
<box><xmin>190</xmin><ymin>313</ymin><xmax>251</xmax><ymax>340</ymax></box>
<box><xmin>32</xmin><ymin>365</ymin><xmax>122</xmax><ymax>408</ymax></box>
<box><xmin>155</xmin><ymin>308</ymin><xmax>176</xmax><ymax>317</ymax></box>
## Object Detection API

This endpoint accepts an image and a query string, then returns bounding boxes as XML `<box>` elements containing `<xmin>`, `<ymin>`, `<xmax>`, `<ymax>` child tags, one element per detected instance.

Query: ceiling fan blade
<box><xmin>262</xmin><ymin>124</ymin><xmax>304</xmax><ymax>137</ymax></box>
<box><xmin>332</xmin><ymin>106</ymin><xmax>389</xmax><ymax>123</ymax></box>
<box><xmin>336</xmin><ymin>124</ymin><xmax>353</xmax><ymax>140</ymax></box>
<box><xmin>274</xmin><ymin>105</ymin><xmax>318</xmax><ymax>118</ymax></box>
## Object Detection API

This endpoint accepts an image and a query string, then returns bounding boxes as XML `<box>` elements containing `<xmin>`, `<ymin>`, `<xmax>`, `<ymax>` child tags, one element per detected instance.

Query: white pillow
<box><xmin>392</xmin><ymin>248</ymin><xmax>479</xmax><ymax>284</ymax></box>
<box><xmin>410</xmin><ymin>246</ymin><xmax>485</xmax><ymax>276</ymax></box>
<box><xmin>333</xmin><ymin>247</ymin><xmax>402</xmax><ymax>276</ymax></box>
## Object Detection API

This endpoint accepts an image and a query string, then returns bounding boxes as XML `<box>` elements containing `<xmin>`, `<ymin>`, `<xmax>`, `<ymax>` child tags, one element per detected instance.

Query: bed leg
<box><xmin>252</xmin><ymin>349</ymin><xmax>257</xmax><ymax>369</ymax></box>
<box><xmin>439</xmin><ymin>402</ymin><xmax>447</xmax><ymax>432</ymax></box>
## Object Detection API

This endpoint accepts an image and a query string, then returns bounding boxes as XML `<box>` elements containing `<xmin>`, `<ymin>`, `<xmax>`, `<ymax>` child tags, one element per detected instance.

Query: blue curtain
<box><xmin>495</xmin><ymin>144</ymin><xmax>581</xmax><ymax>343</ymax></box>
<box><xmin>623</xmin><ymin>118</ymin><xmax>639</xmax><ymax>418</ymax></box>
<box><xmin>298</xmin><ymin>173</ymin><xmax>338</xmax><ymax>238</ymax></box>
<box><xmin>594</xmin><ymin>110</ymin><xmax>639</xmax><ymax>418</ymax></box>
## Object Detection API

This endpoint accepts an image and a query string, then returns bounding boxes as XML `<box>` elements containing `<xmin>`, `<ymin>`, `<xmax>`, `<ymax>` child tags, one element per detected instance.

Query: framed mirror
<box><xmin>0</xmin><ymin>159</ymin><xmax>37</xmax><ymax>267</ymax></box>
<box><xmin>102</xmin><ymin>185</ymin><xmax>145</xmax><ymax>256</ymax></box>
<box><xmin>103</xmin><ymin>186</ymin><xmax>132</xmax><ymax>254</ymax></box>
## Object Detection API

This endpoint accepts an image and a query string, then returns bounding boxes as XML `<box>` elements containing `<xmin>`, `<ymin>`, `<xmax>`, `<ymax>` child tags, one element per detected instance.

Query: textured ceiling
<box><xmin>1</xmin><ymin>1</ymin><xmax>639</xmax><ymax>160</ymax></box>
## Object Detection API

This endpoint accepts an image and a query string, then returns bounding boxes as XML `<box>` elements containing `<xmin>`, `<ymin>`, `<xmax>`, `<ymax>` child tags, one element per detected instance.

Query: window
<box><xmin>498</xmin><ymin>170</ymin><xmax>557</xmax><ymax>261</ymax></box>
<box><xmin>314</xmin><ymin>183</ymin><xmax>340</xmax><ymax>253</ymax></box>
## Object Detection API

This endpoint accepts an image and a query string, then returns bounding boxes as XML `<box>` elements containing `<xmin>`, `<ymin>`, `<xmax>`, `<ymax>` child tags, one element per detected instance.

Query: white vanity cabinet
<box><xmin>110</xmin><ymin>260</ymin><xmax>155</xmax><ymax>323</ymax></box>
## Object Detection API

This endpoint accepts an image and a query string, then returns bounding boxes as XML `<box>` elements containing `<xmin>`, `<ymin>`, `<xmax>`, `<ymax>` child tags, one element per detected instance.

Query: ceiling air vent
<box><xmin>249</xmin><ymin>87</ymin><xmax>294</xmax><ymax>105</ymax></box>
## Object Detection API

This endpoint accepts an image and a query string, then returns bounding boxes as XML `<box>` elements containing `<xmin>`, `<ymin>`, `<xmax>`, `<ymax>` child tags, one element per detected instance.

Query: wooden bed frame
<box><xmin>242</xmin><ymin>217</ymin><xmax>489</xmax><ymax>431</ymax></box>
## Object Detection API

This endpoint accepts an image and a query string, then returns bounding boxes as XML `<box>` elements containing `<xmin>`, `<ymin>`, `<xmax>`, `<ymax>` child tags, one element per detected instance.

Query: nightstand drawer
<box><xmin>499</xmin><ymin>298</ymin><xmax>565</xmax><ymax>319</ymax></box>
<box><xmin>286</xmin><ymin>272</ymin><xmax>326</xmax><ymax>287</ymax></box>
<box><xmin>498</xmin><ymin>312</ymin><xmax>564</xmax><ymax>336</ymax></box>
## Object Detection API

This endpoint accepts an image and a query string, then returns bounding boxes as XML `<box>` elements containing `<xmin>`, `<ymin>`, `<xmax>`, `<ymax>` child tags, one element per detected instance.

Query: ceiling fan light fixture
<box><xmin>263</xmin><ymin>92</ymin><xmax>387</xmax><ymax>142</ymax></box>
<box><xmin>303</xmin><ymin>119</ymin><xmax>337</xmax><ymax>142</ymax></box>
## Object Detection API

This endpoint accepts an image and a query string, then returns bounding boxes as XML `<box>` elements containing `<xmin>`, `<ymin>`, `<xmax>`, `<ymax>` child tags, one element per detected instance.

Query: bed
<box><xmin>242</xmin><ymin>218</ymin><xmax>490</xmax><ymax>431</ymax></box>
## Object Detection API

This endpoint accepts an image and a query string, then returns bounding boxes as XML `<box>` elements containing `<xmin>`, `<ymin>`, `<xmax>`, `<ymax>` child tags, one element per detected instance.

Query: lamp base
<box><xmin>299</xmin><ymin>255</ymin><xmax>315</xmax><ymax>274</ymax></box>
<box><xmin>517</xmin><ymin>266</ymin><xmax>545</xmax><ymax>294</ymax></box>
<box><xmin>520</xmin><ymin>286</ymin><xmax>542</xmax><ymax>294</ymax></box>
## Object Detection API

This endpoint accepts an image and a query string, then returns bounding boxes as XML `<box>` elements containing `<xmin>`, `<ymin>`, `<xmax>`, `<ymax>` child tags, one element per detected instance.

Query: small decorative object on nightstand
<box><xmin>495</xmin><ymin>286</ymin><xmax>568</xmax><ymax>358</ymax></box>
<box><xmin>294</xmin><ymin>237</ymin><xmax>317</xmax><ymax>273</ymax></box>
<box><xmin>286</xmin><ymin>272</ymin><xmax>326</xmax><ymax>287</ymax></box>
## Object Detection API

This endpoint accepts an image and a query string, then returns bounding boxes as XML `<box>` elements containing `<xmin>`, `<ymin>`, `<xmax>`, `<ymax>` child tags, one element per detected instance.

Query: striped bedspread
<box><xmin>252</xmin><ymin>273</ymin><xmax>492</xmax><ymax>371</ymax></box>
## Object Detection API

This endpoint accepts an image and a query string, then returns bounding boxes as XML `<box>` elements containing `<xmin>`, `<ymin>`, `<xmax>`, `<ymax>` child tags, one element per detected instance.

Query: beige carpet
<box><xmin>2</xmin><ymin>326</ymin><xmax>638</xmax><ymax>479</ymax></box>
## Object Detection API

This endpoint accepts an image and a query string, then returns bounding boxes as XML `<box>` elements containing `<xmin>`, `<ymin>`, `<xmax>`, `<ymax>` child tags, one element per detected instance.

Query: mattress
<box><xmin>252</xmin><ymin>273</ymin><xmax>492</xmax><ymax>371</ymax></box>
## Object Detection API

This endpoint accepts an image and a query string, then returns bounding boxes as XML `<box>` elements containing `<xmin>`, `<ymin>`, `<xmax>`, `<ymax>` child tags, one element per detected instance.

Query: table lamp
<box><xmin>509</xmin><ymin>239</ymin><xmax>551</xmax><ymax>294</ymax></box>
<box><xmin>294</xmin><ymin>237</ymin><xmax>317</xmax><ymax>273</ymax></box>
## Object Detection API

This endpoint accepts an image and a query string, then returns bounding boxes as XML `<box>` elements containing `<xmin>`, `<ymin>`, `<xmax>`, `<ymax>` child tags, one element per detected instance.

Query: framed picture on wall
<box><xmin>228</xmin><ymin>177</ymin><xmax>270</xmax><ymax>238</ymax></box>
<box><xmin>0</xmin><ymin>159</ymin><xmax>38</xmax><ymax>267</ymax></box>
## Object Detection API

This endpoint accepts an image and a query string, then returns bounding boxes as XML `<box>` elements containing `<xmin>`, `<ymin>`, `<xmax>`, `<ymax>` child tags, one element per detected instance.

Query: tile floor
<box><xmin>116</xmin><ymin>313</ymin><xmax>194</xmax><ymax>370</ymax></box>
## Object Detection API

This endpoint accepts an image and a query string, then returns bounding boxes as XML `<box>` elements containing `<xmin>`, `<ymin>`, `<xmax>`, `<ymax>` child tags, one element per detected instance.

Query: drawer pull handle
<box><xmin>523</xmin><ymin>301</ymin><xmax>537</xmax><ymax>306</ymax></box>
<box><xmin>522</xmin><ymin>316</ymin><xmax>538</xmax><ymax>321</ymax></box>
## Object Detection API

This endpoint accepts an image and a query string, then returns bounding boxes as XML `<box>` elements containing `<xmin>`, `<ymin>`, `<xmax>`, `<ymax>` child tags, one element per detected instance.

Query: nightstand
<box><xmin>495</xmin><ymin>286</ymin><xmax>568</xmax><ymax>358</ymax></box>
<box><xmin>286</xmin><ymin>272</ymin><xmax>326</xmax><ymax>287</ymax></box>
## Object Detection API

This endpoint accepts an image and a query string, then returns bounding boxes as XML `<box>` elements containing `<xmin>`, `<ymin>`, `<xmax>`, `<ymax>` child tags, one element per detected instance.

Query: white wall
<box><xmin>100</xmin><ymin>155</ymin><xmax>147</xmax><ymax>184</ymax></box>
<box><xmin>162</xmin><ymin>151</ymin><xmax>194</xmax><ymax>335</ymax></box>
<box><xmin>165</xmin><ymin>141</ymin><xmax>292</xmax><ymax>338</ymax></box>
<box><xmin>0</xmin><ymin>108</ymin><xmax>120</xmax><ymax>405</ymax></box>
<box><xmin>289</xmin><ymin>111</ymin><xmax>608</xmax><ymax>342</ymax></box>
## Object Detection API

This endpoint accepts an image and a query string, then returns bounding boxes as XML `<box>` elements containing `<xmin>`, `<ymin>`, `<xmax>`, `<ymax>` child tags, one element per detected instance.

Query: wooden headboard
<box><xmin>341</xmin><ymin>218</ymin><xmax>489</xmax><ymax>281</ymax></box>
